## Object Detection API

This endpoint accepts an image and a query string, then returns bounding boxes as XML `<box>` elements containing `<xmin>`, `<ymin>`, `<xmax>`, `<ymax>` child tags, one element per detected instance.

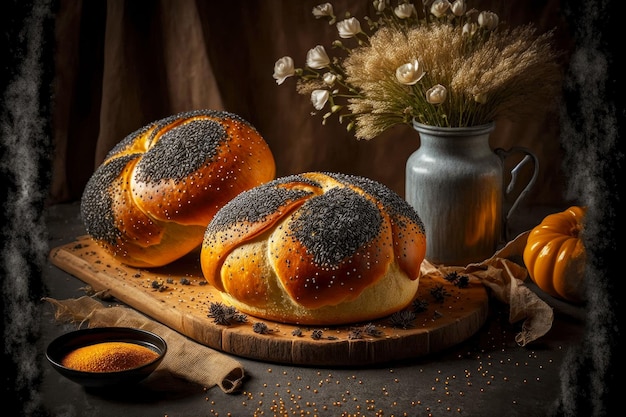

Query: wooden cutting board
<box><xmin>48</xmin><ymin>236</ymin><xmax>489</xmax><ymax>366</ymax></box>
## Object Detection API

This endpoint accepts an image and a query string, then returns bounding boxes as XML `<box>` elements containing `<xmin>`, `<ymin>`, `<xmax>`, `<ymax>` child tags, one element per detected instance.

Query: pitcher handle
<box><xmin>494</xmin><ymin>147</ymin><xmax>539</xmax><ymax>235</ymax></box>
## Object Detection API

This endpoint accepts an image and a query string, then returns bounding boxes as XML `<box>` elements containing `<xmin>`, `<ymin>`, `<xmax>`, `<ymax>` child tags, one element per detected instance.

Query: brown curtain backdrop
<box><xmin>48</xmin><ymin>0</ymin><xmax>574</xmax><ymax>211</ymax></box>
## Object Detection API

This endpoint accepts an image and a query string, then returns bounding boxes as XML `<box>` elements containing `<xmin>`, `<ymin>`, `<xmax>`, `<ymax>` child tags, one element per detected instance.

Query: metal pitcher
<box><xmin>405</xmin><ymin>121</ymin><xmax>538</xmax><ymax>266</ymax></box>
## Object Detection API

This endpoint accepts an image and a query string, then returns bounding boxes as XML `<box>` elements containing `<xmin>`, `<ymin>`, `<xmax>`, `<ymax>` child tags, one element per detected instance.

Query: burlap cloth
<box><xmin>420</xmin><ymin>230</ymin><xmax>553</xmax><ymax>346</ymax></box>
<box><xmin>43</xmin><ymin>296</ymin><xmax>245</xmax><ymax>394</ymax></box>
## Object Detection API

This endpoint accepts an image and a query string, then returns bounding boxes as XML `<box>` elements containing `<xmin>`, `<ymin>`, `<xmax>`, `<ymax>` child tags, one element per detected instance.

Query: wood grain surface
<box><xmin>49</xmin><ymin>236</ymin><xmax>489</xmax><ymax>366</ymax></box>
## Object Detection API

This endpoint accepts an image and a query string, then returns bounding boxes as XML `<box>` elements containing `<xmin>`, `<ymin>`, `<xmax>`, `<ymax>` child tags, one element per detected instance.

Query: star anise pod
<box><xmin>389</xmin><ymin>310</ymin><xmax>416</xmax><ymax>329</ymax></box>
<box><xmin>430</xmin><ymin>284</ymin><xmax>450</xmax><ymax>303</ymax></box>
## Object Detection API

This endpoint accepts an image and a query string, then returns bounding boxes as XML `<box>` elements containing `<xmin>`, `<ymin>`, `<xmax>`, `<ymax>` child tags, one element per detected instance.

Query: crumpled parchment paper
<box><xmin>419</xmin><ymin>231</ymin><xmax>553</xmax><ymax>346</ymax></box>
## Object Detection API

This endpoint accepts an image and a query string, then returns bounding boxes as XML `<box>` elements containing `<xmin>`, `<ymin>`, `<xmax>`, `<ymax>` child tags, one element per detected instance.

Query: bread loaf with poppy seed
<box><xmin>80</xmin><ymin>109</ymin><xmax>276</xmax><ymax>268</ymax></box>
<box><xmin>200</xmin><ymin>172</ymin><xmax>427</xmax><ymax>325</ymax></box>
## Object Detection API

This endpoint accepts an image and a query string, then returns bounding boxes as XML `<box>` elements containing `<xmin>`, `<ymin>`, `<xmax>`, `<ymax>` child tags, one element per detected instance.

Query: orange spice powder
<box><xmin>61</xmin><ymin>342</ymin><xmax>159</xmax><ymax>372</ymax></box>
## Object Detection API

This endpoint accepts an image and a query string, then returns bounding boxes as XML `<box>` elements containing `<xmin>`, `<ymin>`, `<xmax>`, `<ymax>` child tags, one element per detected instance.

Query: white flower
<box><xmin>273</xmin><ymin>56</ymin><xmax>295</xmax><ymax>85</ymax></box>
<box><xmin>337</xmin><ymin>17</ymin><xmax>361</xmax><ymax>39</ymax></box>
<box><xmin>323</xmin><ymin>72</ymin><xmax>337</xmax><ymax>86</ymax></box>
<box><xmin>311</xmin><ymin>89</ymin><xmax>330</xmax><ymax>110</ymax></box>
<box><xmin>426</xmin><ymin>84</ymin><xmax>447</xmax><ymax>104</ymax></box>
<box><xmin>478</xmin><ymin>11</ymin><xmax>499</xmax><ymax>30</ymax></box>
<box><xmin>430</xmin><ymin>0</ymin><xmax>451</xmax><ymax>18</ymax></box>
<box><xmin>394</xmin><ymin>3</ymin><xmax>416</xmax><ymax>19</ymax></box>
<box><xmin>395</xmin><ymin>60</ymin><xmax>425</xmax><ymax>85</ymax></box>
<box><xmin>306</xmin><ymin>45</ymin><xmax>331</xmax><ymax>69</ymax></box>
<box><xmin>312</xmin><ymin>3</ymin><xmax>333</xmax><ymax>19</ymax></box>
<box><xmin>373</xmin><ymin>0</ymin><xmax>386</xmax><ymax>12</ymax></box>
<box><xmin>462</xmin><ymin>22</ymin><xmax>478</xmax><ymax>36</ymax></box>
<box><xmin>450</xmin><ymin>0</ymin><xmax>466</xmax><ymax>16</ymax></box>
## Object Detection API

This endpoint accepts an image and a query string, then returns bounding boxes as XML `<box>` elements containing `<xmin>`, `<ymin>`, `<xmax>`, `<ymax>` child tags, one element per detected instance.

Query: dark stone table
<box><xmin>38</xmin><ymin>201</ymin><xmax>585</xmax><ymax>417</ymax></box>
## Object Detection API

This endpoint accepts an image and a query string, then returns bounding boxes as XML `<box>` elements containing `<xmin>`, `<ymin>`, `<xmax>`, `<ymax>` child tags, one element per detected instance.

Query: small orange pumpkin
<box><xmin>523</xmin><ymin>206</ymin><xmax>586</xmax><ymax>304</ymax></box>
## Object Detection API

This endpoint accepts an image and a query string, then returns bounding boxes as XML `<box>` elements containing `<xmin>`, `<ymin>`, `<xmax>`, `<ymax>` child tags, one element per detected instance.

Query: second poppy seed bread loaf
<box><xmin>200</xmin><ymin>172</ymin><xmax>427</xmax><ymax>325</ymax></box>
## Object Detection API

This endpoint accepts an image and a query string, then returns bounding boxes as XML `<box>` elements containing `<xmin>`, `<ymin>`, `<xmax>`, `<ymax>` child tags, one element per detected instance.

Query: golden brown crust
<box><xmin>81</xmin><ymin>110</ymin><xmax>276</xmax><ymax>268</ymax></box>
<box><xmin>200</xmin><ymin>172</ymin><xmax>427</xmax><ymax>325</ymax></box>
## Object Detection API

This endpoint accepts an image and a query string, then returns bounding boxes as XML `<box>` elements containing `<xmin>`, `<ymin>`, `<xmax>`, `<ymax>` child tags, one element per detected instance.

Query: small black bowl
<box><xmin>46</xmin><ymin>327</ymin><xmax>167</xmax><ymax>388</ymax></box>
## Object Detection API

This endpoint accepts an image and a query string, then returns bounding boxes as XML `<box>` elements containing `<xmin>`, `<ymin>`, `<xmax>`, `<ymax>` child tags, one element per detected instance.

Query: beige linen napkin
<box><xmin>43</xmin><ymin>296</ymin><xmax>245</xmax><ymax>393</ymax></box>
<box><xmin>420</xmin><ymin>231</ymin><xmax>553</xmax><ymax>346</ymax></box>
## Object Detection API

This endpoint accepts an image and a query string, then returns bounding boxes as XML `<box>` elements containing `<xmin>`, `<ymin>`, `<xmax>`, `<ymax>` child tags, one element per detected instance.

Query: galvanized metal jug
<box><xmin>405</xmin><ymin>121</ymin><xmax>538</xmax><ymax>266</ymax></box>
